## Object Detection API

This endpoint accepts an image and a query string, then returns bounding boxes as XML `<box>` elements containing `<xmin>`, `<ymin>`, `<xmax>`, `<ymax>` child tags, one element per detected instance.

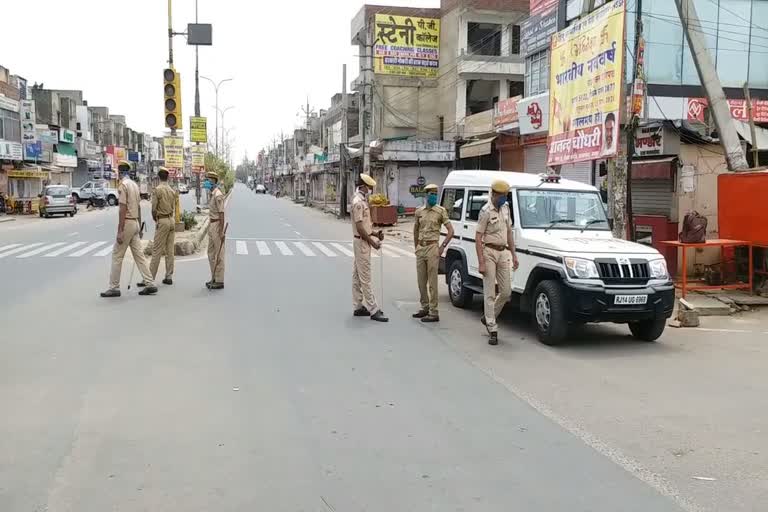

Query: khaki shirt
<box><xmin>414</xmin><ymin>205</ymin><xmax>449</xmax><ymax>242</ymax></box>
<box><xmin>476</xmin><ymin>202</ymin><xmax>512</xmax><ymax>247</ymax></box>
<box><xmin>351</xmin><ymin>191</ymin><xmax>372</xmax><ymax>236</ymax></box>
<box><xmin>152</xmin><ymin>183</ymin><xmax>176</xmax><ymax>218</ymax></box>
<box><xmin>118</xmin><ymin>177</ymin><xmax>141</xmax><ymax>220</ymax></box>
<box><xmin>209</xmin><ymin>188</ymin><xmax>225</xmax><ymax>220</ymax></box>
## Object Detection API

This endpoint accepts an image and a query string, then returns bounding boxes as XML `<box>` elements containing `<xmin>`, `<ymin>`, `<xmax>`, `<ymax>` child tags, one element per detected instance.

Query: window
<box><xmin>466</xmin><ymin>189</ymin><xmax>489</xmax><ymax>221</ymax></box>
<box><xmin>645</xmin><ymin>0</ymin><xmax>683</xmax><ymax>84</ymax></box>
<box><xmin>750</xmin><ymin>0</ymin><xmax>768</xmax><ymax>88</ymax></box>
<box><xmin>525</xmin><ymin>50</ymin><xmax>549</xmax><ymax>96</ymax></box>
<box><xmin>468</xmin><ymin>22</ymin><xmax>502</xmax><ymax>56</ymax></box>
<box><xmin>441</xmin><ymin>188</ymin><xmax>466</xmax><ymax>221</ymax></box>
<box><xmin>717</xmin><ymin>0</ymin><xmax>751</xmax><ymax>86</ymax></box>
<box><xmin>45</xmin><ymin>186</ymin><xmax>70</xmax><ymax>197</ymax></box>
<box><xmin>0</xmin><ymin>109</ymin><xmax>21</xmax><ymax>142</ymax></box>
<box><xmin>510</xmin><ymin>24</ymin><xmax>521</xmax><ymax>55</ymax></box>
<box><xmin>517</xmin><ymin>189</ymin><xmax>608</xmax><ymax>229</ymax></box>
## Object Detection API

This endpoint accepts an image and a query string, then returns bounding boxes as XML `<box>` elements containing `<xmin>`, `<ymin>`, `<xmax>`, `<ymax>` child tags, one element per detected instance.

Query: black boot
<box><xmin>353</xmin><ymin>307</ymin><xmax>371</xmax><ymax>317</ymax></box>
<box><xmin>370</xmin><ymin>311</ymin><xmax>389</xmax><ymax>323</ymax></box>
<box><xmin>488</xmin><ymin>332</ymin><xmax>499</xmax><ymax>346</ymax></box>
<box><xmin>100</xmin><ymin>289</ymin><xmax>121</xmax><ymax>298</ymax></box>
<box><xmin>162</xmin><ymin>278</ymin><xmax>173</xmax><ymax>285</ymax></box>
<box><xmin>421</xmin><ymin>315</ymin><xmax>440</xmax><ymax>323</ymax></box>
<box><xmin>138</xmin><ymin>286</ymin><xmax>158</xmax><ymax>296</ymax></box>
<box><xmin>209</xmin><ymin>282</ymin><xmax>224</xmax><ymax>290</ymax></box>
<box><xmin>136</xmin><ymin>281</ymin><xmax>147</xmax><ymax>288</ymax></box>
<box><xmin>412</xmin><ymin>309</ymin><xmax>429</xmax><ymax>319</ymax></box>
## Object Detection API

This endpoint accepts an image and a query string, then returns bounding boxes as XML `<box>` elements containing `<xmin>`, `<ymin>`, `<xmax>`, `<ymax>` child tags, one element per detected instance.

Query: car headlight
<box><xmin>564</xmin><ymin>257</ymin><xmax>600</xmax><ymax>279</ymax></box>
<box><xmin>649</xmin><ymin>258</ymin><xmax>669</xmax><ymax>279</ymax></box>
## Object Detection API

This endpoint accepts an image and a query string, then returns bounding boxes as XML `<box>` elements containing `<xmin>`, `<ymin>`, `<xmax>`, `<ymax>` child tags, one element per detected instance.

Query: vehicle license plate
<box><xmin>614</xmin><ymin>295</ymin><xmax>648</xmax><ymax>305</ymax></box>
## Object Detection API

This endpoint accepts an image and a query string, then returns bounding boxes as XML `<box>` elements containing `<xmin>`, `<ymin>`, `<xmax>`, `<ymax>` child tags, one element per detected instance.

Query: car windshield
<box><xmin>46</xmin><ymin>187</ymin><xmax>69</xmax><ymax>197</ymax></box>
<box><xmin>517</xmin><ymin>189</ymin><xmax>609</xmax><ymax>230</ymax></box>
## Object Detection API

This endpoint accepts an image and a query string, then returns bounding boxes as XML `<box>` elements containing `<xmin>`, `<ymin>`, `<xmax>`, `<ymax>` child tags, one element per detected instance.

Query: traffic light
<box><xmin>163</xmin><ymin>68</ymin><xmax>182</xmax><ymax>130</ymax></box>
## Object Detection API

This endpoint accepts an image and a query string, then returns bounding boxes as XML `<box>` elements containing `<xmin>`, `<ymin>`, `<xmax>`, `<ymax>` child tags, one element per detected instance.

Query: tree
<box><xmin>205</xmin><ymin>152</ymin><xmax>234</xmax><ymax>193</ymax></box>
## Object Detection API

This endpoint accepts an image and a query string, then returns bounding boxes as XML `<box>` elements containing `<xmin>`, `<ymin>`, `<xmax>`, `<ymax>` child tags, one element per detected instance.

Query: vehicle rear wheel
<box><xmin>448</xmin><ymin>259</ymin><xmax>473</xmax><ymax>309</ymax></box>
<box><xmin>107</xmin><ymin>195</ymin><xmax>117</xmax><ymax>206</ymax></box>
<box><xmin>39</xmin><ymin>211</ymin><xmax>44</xmax><ymax>218</ymax></box>
<box><xmin>629</xmin><ymin>317</ymin><xmax>666</xmax><ymax>342</ymax></box>
<box><xmin>533</xmin><ymin>280</ymin><xmax>569</xmax><ymax>346</ymax></box>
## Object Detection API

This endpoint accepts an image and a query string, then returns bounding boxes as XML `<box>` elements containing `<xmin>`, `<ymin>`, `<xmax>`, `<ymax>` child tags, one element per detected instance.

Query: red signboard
<box><xmin>494</xmin><ymin>96</ymin><xmax>521</xmax><ymax>128</ymax></box>
<box><xmin>687</xmin><ymin>97</ymin><xmax>768</xmax><ymax>123</ymax></box>
<box><xmin>547</xmin><ymin>125</ymin><xmax>606</xmax><ymax>165</ymax></box>
<box><xmin>531</xmin><ymin>0</ymin><xmax>558</xmax><ymax>16</ymax></box>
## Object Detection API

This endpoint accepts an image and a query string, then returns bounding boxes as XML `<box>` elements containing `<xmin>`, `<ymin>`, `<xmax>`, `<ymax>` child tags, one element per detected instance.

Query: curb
<box><xmin>0</xmin><ymin>217</ymin><xmax>17</xmax><ymax>224</ymax></box>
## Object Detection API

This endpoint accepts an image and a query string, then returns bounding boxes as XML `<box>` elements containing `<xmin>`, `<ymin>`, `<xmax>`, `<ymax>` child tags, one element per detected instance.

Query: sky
<box><xmin>2</xmin><ymin>0</ymin><xmax>437</xmax><ymax>163</ymax></box>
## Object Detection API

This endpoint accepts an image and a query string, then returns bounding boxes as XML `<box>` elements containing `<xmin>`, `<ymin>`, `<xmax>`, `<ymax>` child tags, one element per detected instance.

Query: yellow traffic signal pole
<box><xmin>167</xmin><ymin>0</ymin><xmax>183</xmax><ymax>225</ymax></box>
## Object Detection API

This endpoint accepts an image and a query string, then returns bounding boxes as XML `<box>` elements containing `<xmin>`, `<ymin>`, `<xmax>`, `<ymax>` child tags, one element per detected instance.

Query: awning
<box><xmin>460</xmin><ymin>136</ymin><xmax>497</xmax><ymax>159</ymax></box>
<box><xmin>733</xmin><ymin>120</ymin><xmax>768</xmax><ymax>150</ymax></box>
<box><xmin>56</xmin><ymin>143</ymin><xmax>77</xmax><ymax>156</ymax></box>
<box><xmin>631</xmin><ymin>157</ymin><xmax>676</xmax><ymax>180</ymax></box>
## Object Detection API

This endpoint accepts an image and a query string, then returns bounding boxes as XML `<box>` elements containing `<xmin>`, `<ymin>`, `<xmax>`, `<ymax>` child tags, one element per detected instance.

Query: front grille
<box><xmin>596</xmin><ymin>258</ymin><xmax>650</xmax><ymax>284</ymax></box>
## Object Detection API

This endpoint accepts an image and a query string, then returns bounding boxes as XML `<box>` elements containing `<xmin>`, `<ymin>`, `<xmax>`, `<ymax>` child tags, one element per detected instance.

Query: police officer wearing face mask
<box><xmin>412</xmin><ymin>184</ymin><xmax>454</xmax><ymax>323</ymax></box>
<box><xmin>204</xmin><ymin>171</ymin><xmax>226</xmax><ymax>290</ymax></box>
<box><xmin>476</xmin><ymin>179</ymin><xmax>519</xmax><ymax>345</ymax></box>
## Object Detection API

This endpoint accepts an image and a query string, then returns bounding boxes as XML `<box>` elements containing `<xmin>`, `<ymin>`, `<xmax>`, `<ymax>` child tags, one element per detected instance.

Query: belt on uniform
<box><xmin>125</xmin><ymin>218</ymin><xmax>139</xmax><ymax>221</ymax></box>
<box><xmin>210</xmin><ymin>219</ymin><xmax>220</xmax><ymax>223</ymax></box>
<box><xmin>484</xmin><ymin>243</ymin><xmax>508</xmax><ymax>252</ymax></box>
<box><xmin>419</xmin><ymin>240</ymin><xmax>438</xmax><ymax>246</ymax></box>
<box><xmin>354</xmin><ymin>235</ymin><xmax>362</xmax><ymax>239</ymax></box>
<box><xmin>157</xmin><ymin>214</ymin><xmax>173</xmax><ymax>219</ymax></box>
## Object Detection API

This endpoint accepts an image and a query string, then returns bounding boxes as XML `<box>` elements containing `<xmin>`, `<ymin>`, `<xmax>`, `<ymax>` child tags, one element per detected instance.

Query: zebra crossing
<box><xmin>0</xmin><ymin>239</ymin><xmax>417</xmax><ymax>261</ymax></box>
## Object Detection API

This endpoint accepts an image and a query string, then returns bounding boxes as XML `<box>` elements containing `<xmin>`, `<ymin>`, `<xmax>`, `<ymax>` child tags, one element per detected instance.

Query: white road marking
<box><xmin>68</xmin><ymin>241</ymin><xmax>108</xmax><ymax>257</ymax></box>
<box><xmin>293</xmin><ymin>241</ymin><xmax>315</xmax><ymax>256</ymax></box>
<box><xmin>330</xmin><ymin>243</ymin><xmax>354</xmax><ymax>257</ymax></box>
<box><xmin>0</xmin><ymin>244</ymin><xmax>22</xmax><ymax>254</ymax></box>
<box><xmin>94</xmin><ymin>244</ymin><xmax>114</xmax><ymax>257</ymax></box>
<box><xmin>294</xmin><ymin>231</ymin><xmax>303</xmax><ymax>237</ymax></box>
<box><xmin>275</xmin><ymin>241</ymin><xmax>294</xmax><ymax>256</ymax></box>
<box><xmin>236</xmin><ymin>240</ymin><xmax>249</xmax><ymax>255</ymax></box>
<box><xmin>44</xmin><ymin>242</ymin><xmax>86</xmax><ymax>257</ymax></box>
<box><xmin>94</xmin><ymin>224</ymin><xmax>105</xmax><ymax>228</ymax></box>
<box><xmin>255</xmin><ymin>241</ymin><xmax>272</xmax><ymax>255</ymax></box>
<box><xmin>688</xmin><ymin>328</ymin><xmax>755</xmax><ymax>334</ymax></box>
<box><xmin>0</xmin><ymin>243</ymin><xmax>44</xmax><ymax>259</ymax></box>
<box><xmin>67</xmin><ymin>232</ymin><xmax>79</xmax><ymax>237</ymax></box>
<box><xmin>384</xmin><ymin>244</ymin><xmax>417</xmax><ymax>258</ymax></box>
<box><xmin>16</xmin><ymin>243</ymin><xmax>67</xmax><ymax>258</ymax></box>
<box><xmin>312</xmin><ymin>242</ymin><xmax>337</xmax><ymax>257</ymax></box>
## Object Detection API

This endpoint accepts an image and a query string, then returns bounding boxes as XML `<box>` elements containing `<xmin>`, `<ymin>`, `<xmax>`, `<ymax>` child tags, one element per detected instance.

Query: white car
<box><xmin>178</xmin><ymin>183</ymin><xmax>189</xmax><ymax>194</ymax></box>
<box><xmin>255</xmin><ymin>184</ymin><xmax>266</xmax><ymax>194</ymax></box>
<box><xmin>439</xmin><ymin>170</ymin><xmax>675</xmax><ymax>345</ymax></box>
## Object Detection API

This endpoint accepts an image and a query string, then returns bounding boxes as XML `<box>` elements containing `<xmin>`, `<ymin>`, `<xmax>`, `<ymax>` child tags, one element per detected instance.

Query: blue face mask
<box><xmin>203</xmin><ymin>179</ymin><xmax>213</xmax><ymax>190</ymax></box>
<box><xmin>427</xmin><ymin>193</ymin><xmax>438</xmax><ymax>207</ymax></box>
<box><xmin>495</xmin><ymin>195</ymin><xmax>507</xmax><ymax>208</ymax></box>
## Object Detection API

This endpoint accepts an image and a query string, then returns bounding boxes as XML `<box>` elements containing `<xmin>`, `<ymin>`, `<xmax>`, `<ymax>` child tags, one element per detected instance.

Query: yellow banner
<box><xmin>190</xmin><ymin>145</ymin><xmax>206</xmax><ymax>173</ymax></box>
<box><xmin>190</xmin><ymin>116</ymin><xmax>208</xmax><ymax>143</ymax></box>
<box><xmin>163</xmin><ymin>136</ymin><xmax>184</xmax><ymax>169</ymax></box>
<box><xmin>8</xmin><ymin>169</ymin><xmax>49</xmax><ymax>179</ymax></box>
<box><xmin>373</xmin><ymin>14</ymin><xmax>440</xmax><ymax>78</ymax></box>
<box><xmin>548</xmin><ymin>0</ymin><xmax>625</xmax><ymax>165</ymax></box>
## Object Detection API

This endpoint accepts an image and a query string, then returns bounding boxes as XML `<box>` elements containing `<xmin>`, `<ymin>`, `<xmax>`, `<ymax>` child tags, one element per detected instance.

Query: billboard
<box><xmin>521</xmin><ymin>0</ymin><xmax>559</xmax><ymax>56</ymax></box>
<box><xmin>373</xmin><ymin>14</ymin><xmax>440</xmax><ymax>78</ymax></box>
<box><xmin>163</xmin><ymin>136</ymin><xmax>184</xmax><ymax>169</ymax></box>
<box><xmin>687</xmin><ymin>97</ymin><xmax>768</xmax><ymax>124</ymax></box>
<box><xmin>191</xmin><ymin>144</ymin><xmax>206</xmax><ymax>173</ymax></box>
<box><xmin>547</xmin><ymin>0</ymin><xmax>626</xmax><ymax>166</ymax></box>
<box><xmin>190</xmin><ymin>116</ymin><xmax>208</xmax><ymax>143</ymax></box>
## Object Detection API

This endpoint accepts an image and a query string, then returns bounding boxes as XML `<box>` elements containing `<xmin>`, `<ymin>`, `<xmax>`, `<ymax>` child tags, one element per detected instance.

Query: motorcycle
<box><xmin>87</xmin><ymin>189</ymin><xmax>107</xmax><ymax>209</ymax></box>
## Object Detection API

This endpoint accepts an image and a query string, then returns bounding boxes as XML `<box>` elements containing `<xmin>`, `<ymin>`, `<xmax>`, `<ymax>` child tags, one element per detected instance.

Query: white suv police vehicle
<box><xmin>439</xmin><ymin>170</ymin><xmax>675</xmax><ymax>345</ymax></box>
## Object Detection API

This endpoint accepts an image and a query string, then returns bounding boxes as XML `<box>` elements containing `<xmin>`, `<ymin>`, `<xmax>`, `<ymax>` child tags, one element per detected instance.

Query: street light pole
<box><xmin>201</xmin><ymin>76</ymin><xmax>233</xmax><ymax>158</ymax></box>
<box><xmin>215</xmin><ymin>106</ymin><xmax>235</xmax><ymax>157</ymax></box>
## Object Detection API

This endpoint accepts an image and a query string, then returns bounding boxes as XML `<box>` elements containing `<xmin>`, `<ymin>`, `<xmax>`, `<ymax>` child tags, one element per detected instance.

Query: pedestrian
<box><xmin>205</xmin><ymin>171</ymin><xmax>226</xmax><ymax>290</ymax></box>
<box><xmin>412</xmin><ymin>183</ymin><xmax>454</xmax><ymax>323</ymax></box>
<box><xmin>475</xmin><ymin>179</ymin><xmax>519</xmax><ymax>345</ymax></box>
<box><xmin>100</xmin><ymin>161</ymin><xmax>157</xmax><ymax>298</ymax></box>
<box><xmin>352</xmin><ymin>173</ymin><xmax>388</xmax><ymax>323</ymax></box>
<box><xmin>138</xmin><ymin>166</ymin><xmax>176</xmax><ymax>287</ymax></box>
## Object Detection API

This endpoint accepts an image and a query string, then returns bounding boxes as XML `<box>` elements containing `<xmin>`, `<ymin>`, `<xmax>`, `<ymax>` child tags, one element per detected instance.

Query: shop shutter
<box><xmin>559</xmin><ymin>161</ymin><xmax>592</xmax><ymax>185</ymax></box>
<box><xmin>631</xmin><ymin>180</ymin><xmax>673</xmax><ymax>216</ymax></box>
<box><xmin>524</xmin><ymin>145</ymin><xmax>547</xmax><ymax>174</ymax></box>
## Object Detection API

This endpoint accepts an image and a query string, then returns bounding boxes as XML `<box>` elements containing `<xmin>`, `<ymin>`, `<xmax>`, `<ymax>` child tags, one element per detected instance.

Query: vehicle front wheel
<box><xmin>448</xmin><ymin>259</ymin><xmax>473</xmax><ymax>309</ymax></box>
<box><xmin>533</xmin><ymin>280</ymin><xmax>569</xmax><ymax>345</ymax></box>
<box><xmin>629</xmin><ymin>317</ymin><xmax>666</xmax><ymax>342</ymax></box>
<box><xmin>107</xmin><ymin>195</ymin><xmax>117</xmax><ymax>206</ymax></box>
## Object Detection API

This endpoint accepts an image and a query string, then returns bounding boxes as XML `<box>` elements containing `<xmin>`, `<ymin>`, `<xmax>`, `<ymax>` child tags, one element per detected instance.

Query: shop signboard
<box><xmin>521</xmin><ymin>0</ymin><xmax>558</xmax><ymax>56</ymax></box>
<box><xmin>634</xmin><ymin>125</ymin><xmax>680</xmax><ymax>157</ymax></box>
<box><xmin>190</xmin><ymin>117</ymin><xmax>208</xmax><ymax>143</ymax></box>
<box><xmin>59</xmin><ymin>128</ymin><xmax>76</xmax><ymax>144</ymax></box>
<box><xmin>687</xmin><ymin>97</ymin><xmax>768</xmax><ymax>124</ymax></box>
<box><xmin>128</xmin><ymin>151</ymin><xmax>140</xmax><ymax>162</ymax></box>
<box><xmin>21</xmin><ymin>100</ymin><xmax>37</xmax><ymax>143</ymax></box>
<box><xmin>373</xmin><ymin>14</ymin><xmax>440</xmax><ymax>78</ymax></box>
<box><xmin>54</xmin><ymin>153</ymin><xmax>78</xmax><ymax>167</ymax></box>
<box><xmin>494</xmin><ymin>96</ymin><xmax>522</xmax><ymax>129</ymax></box>
<box><xmin>190</xmin><ymin>144</ymin><xmax>206</xmax><ymax>173</ymax></box>
<box><xmin>8</xmin><ymin>168</ymin><xmax>49</xmax><ymax>179</ymax></box>
<box><xmin>547</xmin><ymin>0</ymin><xmax>626</xmax><ymax>166</ymax></box>
<box><xmin>517</xmin><ymin>93</ymin><xmax>550</xmax><ymax>134</ymax></box>
<box><xmin>24</xmin><ymin>141</ymin><xmax>42</xmax><ymax>160</ymax></box>
<box><xmin>0</xmin><ymin>95</ymin><xmax>20</xmax><ymax>113</ymax></box>
<box><xmin>0</xmin><ymin>140</ymin><xmax>23</xmax><ymax>160</ymax></box>
<box><xmin>163</xmin><ymin>136</ymin><xmax>184</xmax><ymax>170</ymax></box>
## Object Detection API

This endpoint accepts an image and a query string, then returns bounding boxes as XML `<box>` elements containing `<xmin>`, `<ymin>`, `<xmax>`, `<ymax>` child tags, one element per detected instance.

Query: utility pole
<box><xmin>623</xmin><ymin>0</ymin><xmax>644</xmax><ymax>242</ymax></box>
<box><xmin>674</xmin><ymin>0</ymin><xmax>748</xmax><ymax>171</ymax></box>
<box><xmin>201</xmin><ymin>77</ymin><xmax>233</xmax><ymax>159</ymax></box>
<box><xmin>194</xmin><ymin>0</ymin><xmax>202</xmax><ymax>205</ymax></box>
<box><xmin>301</xmin><ymin>98</ymin><xmax>315</xmax><ymax>206</ymax></box>
<box><xmin>340</xmin><ymin>63</ymin><xmax>348</xmax><ymax>219</ymax></box>
<box><xmin>361</xmin><ymin>21</ymin><xmax>373</xmax><ymax>180</ymax></box>
<box><xmin>744</xmin><ymin>83</ymin><xmax>760</xmax><ymax>167</ymax></box>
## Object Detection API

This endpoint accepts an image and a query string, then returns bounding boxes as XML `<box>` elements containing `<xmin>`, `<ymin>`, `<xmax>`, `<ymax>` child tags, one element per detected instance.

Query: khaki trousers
<box><xmin>352</xmin><ymin>239</ymin><xmax>378</xmax><ymax>314</ymax></box>
<box><xmin>483</xmin><ymin>246</ymin><xmax>512</xmax><ymax>333</ymax></box>
<box><xmin>416</xmin><ymin>243</ymin><xmax>440</xmax><ymax>315</ymax></box>
<box><xmin>208</xmin><ymin>221</ymin><xmax>225</xmax><ymax>282</ymax></box>
<box><xmin>150</xmin><ymin>217</ymin><xmax>175</xmax><ymax>280</ymax></box>
<box><xmin>109</xmin><ymin>219</ymin><xmax>154</xmax><ymax>289</ymax></box>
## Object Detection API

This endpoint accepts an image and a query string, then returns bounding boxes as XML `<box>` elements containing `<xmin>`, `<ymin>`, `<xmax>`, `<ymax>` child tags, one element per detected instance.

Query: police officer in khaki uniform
<box><xmin>101</xmin><ymin>161</ymin><xmax>157</xmax><ymax>298</ymax></box>
<box><xmin>352</xmin><ymin>173</ymin><xmax>388</xmax><ymax>322</ymax></box>
<box><xmin>205</xmin><ymin>171</ymin><xmax>226</xmax><ymax>290</ymax></box>
<box><xmin>140</xmin><ymin>167</ymin><xmax>176</xmax><ymax>286</ymax></box>
<box><xmin>413</xmin><ymin>184</ymin><xmax>454</xmax><ymax>323</ymax></box>
<box><xmin>475</xmin><ymin>179</ymin><xmax>519</xmax><ymax>345</ymax></box>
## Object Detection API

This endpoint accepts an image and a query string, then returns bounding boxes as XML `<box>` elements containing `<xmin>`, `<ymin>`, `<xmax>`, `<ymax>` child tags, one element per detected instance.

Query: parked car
<box><xmin>178</xmin><ymin>183</ymin><xmax>189</xmax><ymax>194</ymax></box>
<box><xmin>439</xmin><ymin>170</ymin><xmax>675</xmax><ymax>346</ymax></box>
<box><xmin>71</xmin><ymin>181</ymin><xmax>119</xmax><ymax>206</ymax></box>
<box><xmin>255</xmin><ymin>184</ymin><xmax>266</xmax><ymax>194</ymax></box>
<box><xmin>39</xmin><ymin>185</ymin><xmax>77</xmax><ymax>218</ymax></box>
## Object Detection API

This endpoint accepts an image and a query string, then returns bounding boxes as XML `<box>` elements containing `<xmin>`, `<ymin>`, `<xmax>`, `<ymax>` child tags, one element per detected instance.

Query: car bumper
<box><xmin>42</xmin><ymin>205</ymin><xmax>76</xmax><ymax>214</ymax></box>
<box><xmin>563</xmin><ymin>281</ymin><xmax>675</xmax><ymax>323</ymax></box>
